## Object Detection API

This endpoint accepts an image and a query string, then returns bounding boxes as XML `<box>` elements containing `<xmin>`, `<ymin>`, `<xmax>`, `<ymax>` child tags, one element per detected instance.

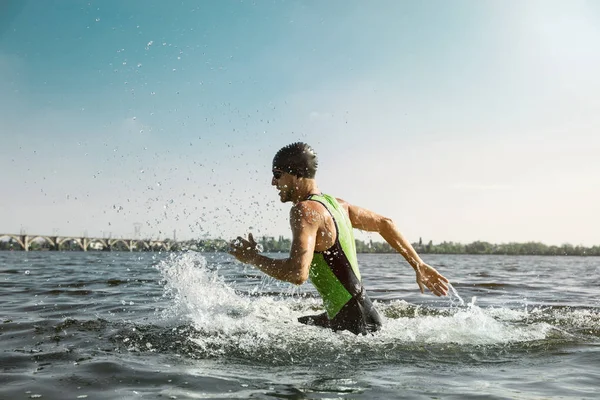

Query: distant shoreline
<box><xmin>1</xmin><ymin>236</ymin><xmax>598</xmax><ymax>256</ymax></box>
<box><xmin>0</xmin><ymin>250</ymin><xmax>598</xmax><ymax>257</ymax></box>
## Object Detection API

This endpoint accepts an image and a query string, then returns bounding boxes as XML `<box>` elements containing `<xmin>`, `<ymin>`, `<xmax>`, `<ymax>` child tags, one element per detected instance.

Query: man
<box><xmin>229</xmin><ymin>142</ymin><xmax>449</xmax><ymax>335</ymax></box>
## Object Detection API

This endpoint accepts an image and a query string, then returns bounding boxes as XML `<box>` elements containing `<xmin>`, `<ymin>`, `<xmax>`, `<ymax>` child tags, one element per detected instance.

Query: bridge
<box><xmin>0</xmin><ymin>233</ymin><xmax>176</xmax><ymax>252</ymax></box>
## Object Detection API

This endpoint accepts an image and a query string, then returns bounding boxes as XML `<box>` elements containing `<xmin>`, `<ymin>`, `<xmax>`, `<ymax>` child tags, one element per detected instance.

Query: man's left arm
<box><xmin>340</xmin><ymin>199</ymin><xmax>449</xmax><ymax>297</ymax></box>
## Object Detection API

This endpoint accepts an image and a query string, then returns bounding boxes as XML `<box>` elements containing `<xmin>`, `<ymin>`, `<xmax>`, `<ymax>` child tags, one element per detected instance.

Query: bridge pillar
<box><xmin>82</xmin><ymin>238</ymin><xmax>88</xmax><ymax>252</ymax></box>
<box><xmin>21</xmin><ymin>235</ymin><xmax>29</xmax><ymax>251</ymax></box>
<box><xmin>51</xmin><ymin>236</ymin><xmax>59</xmax><ymax>251</ymax></box>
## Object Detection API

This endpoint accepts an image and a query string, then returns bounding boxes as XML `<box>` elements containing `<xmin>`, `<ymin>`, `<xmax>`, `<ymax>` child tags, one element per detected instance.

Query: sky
<box><xmin>1</xmin><ymin>0</ymin><xmax>599</xmax><ymax>246</ymax></box>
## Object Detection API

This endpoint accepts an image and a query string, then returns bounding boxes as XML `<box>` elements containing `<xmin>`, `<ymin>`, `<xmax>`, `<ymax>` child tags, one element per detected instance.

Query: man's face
<box><xmin>272</xmin><ymin>169</ymin><xmax>294</xmax><ymax>203</ymax></box>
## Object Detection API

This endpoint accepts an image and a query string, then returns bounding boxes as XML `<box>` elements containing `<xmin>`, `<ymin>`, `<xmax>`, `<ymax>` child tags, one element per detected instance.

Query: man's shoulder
<box><xmin>289</xmin><ymin>198</ymin><xmax>330</xmax><ymax>220</ymax></box>
<box><xmin>299</xmin><ymin>194</ymin><xmax>351</xmax><ymax>213</ymax></box>
<box><xmin>287</xmin><ymin>201</ymin><xmax>325</xmax><ymax>229</ymax></box>
<box><xmin>334</xmin><ymin>197</ymin><xmax>348</xmax><ymax>207</ymax></box>
<box><xmin>293</xmin><ymin>199</ymin><xmax>325</xmax><ymax>213</ymax></box>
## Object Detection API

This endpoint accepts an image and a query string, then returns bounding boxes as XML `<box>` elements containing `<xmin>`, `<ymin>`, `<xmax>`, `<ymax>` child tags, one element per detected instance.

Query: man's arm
<box><xmin>340</xmin><ymin>199</ymin><xmax>449</xmax><ymax>296</ymax></box>
<box><xmin>229</xmin><ymin>202</ymin><xmax>318</xmax><ymax>285</ymax></box>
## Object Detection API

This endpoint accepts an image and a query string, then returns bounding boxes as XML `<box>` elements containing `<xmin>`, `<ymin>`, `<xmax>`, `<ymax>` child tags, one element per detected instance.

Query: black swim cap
<box><xmin>272</xmin><ymin>142</ymin><xmax>318</xmax><ymax>178</ymax></box>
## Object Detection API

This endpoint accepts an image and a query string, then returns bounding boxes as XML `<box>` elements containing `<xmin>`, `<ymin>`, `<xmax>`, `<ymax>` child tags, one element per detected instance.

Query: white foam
<box><xmin>378</xmin><ymin>300</ymin><xmax>552</xmax><ymax>345</ymax></box>
<box><xmin>156</xmin><ymin>253</ymin><xmax>559</xmax><ymax>356</ymax></box>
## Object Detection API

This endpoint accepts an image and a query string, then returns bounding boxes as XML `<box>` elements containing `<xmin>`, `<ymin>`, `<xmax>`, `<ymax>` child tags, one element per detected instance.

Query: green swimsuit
<box><xmin>299</xmin><ymin>194</ymin><xmax>382</xmax><ymax>335</ymax></box>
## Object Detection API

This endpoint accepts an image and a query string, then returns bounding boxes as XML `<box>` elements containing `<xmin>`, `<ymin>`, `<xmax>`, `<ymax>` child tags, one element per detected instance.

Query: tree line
<box><xmin>358</xmin><ymin>238</ymin><xmax>600</xmax><ymax>256</ymax></box>
<box><xmin>199</xmin><ymin>236</ymin><xmax>600</xmax><ymax>256</ymax></box>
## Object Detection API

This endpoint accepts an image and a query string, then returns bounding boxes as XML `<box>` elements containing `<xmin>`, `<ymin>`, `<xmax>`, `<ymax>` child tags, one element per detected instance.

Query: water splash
<box><xmin>448</xmin><ymin>282</ymin><xmax>465</xmax><ymax>306</ymax></box>
<box><xmin>152</xmin><ymin>253</ymin><xmax>585</xmax><ymax>364</ymax></box>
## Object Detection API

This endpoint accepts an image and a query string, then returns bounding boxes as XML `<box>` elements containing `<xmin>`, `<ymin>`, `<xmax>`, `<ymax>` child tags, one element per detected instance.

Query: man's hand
<box><xmin>229</xmin><ymin>233</ymin><xmax>260</xmax><ymax>264</ymax></box>
<box><xmin>415</xmin><ymin>262</ymin><xmax>449</xmax><ymax>297</ymax></box>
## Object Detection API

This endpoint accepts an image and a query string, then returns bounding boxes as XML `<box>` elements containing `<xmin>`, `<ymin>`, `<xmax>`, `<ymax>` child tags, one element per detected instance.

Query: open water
<box><xmin>0</xmin><ymin>251</ymin><xmax>598</xmax><ymax>399</ymax></box>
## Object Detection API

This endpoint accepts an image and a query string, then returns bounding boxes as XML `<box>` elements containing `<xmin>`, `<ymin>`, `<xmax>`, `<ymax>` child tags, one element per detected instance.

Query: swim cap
<box><xmin>272</xmin><ymin>142</ymin><xmax>318</xmax><ymax>178</ymax></box>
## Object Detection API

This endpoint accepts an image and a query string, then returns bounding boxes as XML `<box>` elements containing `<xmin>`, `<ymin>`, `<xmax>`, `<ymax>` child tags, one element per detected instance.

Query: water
<box><xmin>1</xmin><ymin>252</ymin><xmax>599</xmax><ymax>399</ymax></box>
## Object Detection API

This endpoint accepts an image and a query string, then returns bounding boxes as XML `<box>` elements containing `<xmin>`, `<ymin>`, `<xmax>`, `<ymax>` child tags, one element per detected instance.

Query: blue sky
<box><xmin>1</xmin><ymin>0</ymin><xmax>599</xmax><ymax>245</ymax></box>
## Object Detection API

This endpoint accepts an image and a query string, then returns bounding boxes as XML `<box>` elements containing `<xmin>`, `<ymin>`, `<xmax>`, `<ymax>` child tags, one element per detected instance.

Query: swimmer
<box><xmin>230</xmin><ymin>142</ymin><xmax>449</xmax><ymax>335</ymax></box>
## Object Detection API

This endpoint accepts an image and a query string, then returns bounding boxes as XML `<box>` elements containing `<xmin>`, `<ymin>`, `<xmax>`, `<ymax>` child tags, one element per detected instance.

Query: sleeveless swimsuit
<box><xmin>298</xmin><ymin>194</ymin><xmax>382</xmax><ymax>335</ymax></box>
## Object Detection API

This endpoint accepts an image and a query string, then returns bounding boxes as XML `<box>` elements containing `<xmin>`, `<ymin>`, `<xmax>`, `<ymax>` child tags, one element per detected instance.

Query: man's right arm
<box><xmin>229</xmin><ymin>202</ymin><xmax>318</xmax><ymax>285</ymax></box>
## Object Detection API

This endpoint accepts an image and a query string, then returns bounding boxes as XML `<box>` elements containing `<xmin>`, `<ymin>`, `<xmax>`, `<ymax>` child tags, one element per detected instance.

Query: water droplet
<box><xmin>25</xmin><ymin>270</ymin><xmax>30</xmax><ymax>275</ymax></box>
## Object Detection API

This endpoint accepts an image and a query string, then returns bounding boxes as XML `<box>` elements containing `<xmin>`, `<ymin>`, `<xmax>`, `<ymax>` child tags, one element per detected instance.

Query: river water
<box><xmin>1</xmin><ymin>251</ymin><xmax>598</xmax><ymax>399</ymax></box>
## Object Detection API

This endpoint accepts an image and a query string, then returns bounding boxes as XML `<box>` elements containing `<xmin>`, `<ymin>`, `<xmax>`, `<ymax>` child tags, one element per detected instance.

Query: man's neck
<box><xmin>292</xmin><ymin>178</ymin><xmax>320</xmax><ymax>204</ymax></box>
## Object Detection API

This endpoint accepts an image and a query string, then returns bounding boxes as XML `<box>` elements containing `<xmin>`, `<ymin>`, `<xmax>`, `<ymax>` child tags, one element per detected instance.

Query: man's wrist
<box><xmin>245</xmin><ymin>250</ymin><xmax>260</xmax><ymax>266</ymax></box>
<box><xmin>251</xmin><ymin>252</ymin><xmax>272</xmax><ymax>269</ymax></box>
<box><xmin>411</xmin><ymin>259</ymin><xmax>424</xmax><ymax>271</ymax></box>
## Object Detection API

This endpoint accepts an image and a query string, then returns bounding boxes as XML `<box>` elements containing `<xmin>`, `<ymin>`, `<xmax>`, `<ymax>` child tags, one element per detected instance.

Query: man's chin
<box><xmin>278</xmin><ymin>192</ymin><xmax>290</xmax><ymax>203</ymax></box>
